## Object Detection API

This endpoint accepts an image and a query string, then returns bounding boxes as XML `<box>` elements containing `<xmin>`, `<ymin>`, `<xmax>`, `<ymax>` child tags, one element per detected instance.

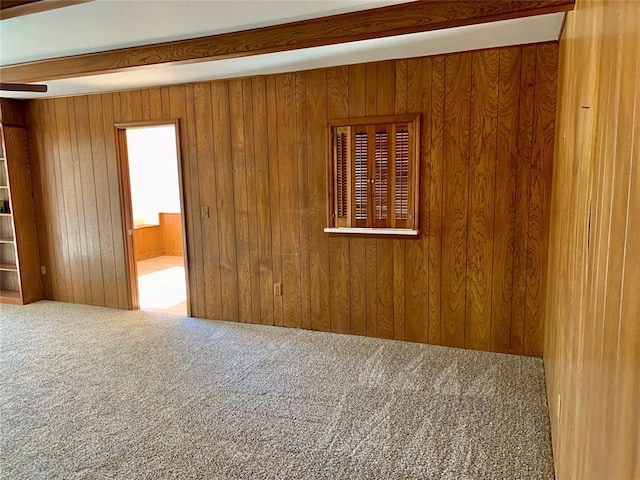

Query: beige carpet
<box><xmin>0</xmin><ymin>301</ymin><xmax>554</xmax><ymax>479</ymax></box>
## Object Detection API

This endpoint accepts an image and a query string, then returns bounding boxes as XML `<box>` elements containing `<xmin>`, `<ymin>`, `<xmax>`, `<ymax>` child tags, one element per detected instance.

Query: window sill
<box><xmin>324</xmin><ymin>227</ymin><xmax>419</xmax><ymax>236</ymax></box>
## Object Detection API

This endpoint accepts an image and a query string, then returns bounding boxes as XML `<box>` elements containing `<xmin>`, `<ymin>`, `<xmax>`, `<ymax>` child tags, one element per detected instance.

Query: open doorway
<box><xmin>115</xmin><ymin>121</ymin><xmax>189</xmax><ymax>316</ymax></box>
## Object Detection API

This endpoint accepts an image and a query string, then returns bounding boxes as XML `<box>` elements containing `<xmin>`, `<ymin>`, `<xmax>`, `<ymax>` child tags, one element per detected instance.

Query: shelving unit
<box><xmin>0</xmin><ymin>98</ymin><xmax>42</xmax><ymax>305</ymax></box>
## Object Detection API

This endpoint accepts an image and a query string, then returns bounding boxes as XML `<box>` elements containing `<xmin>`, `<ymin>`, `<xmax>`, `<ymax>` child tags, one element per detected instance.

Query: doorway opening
<box><xmin>116</xmin><ymin>121</ymin><xmax>189</xmax><ymax>316</ymax></box>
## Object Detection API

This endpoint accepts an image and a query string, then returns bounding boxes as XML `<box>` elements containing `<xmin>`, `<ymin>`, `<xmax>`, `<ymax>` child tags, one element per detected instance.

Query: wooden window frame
<box><xmin>326</xmin><ymin>114</ymin><xmax>420</xmax><ymax>236</ymax></box>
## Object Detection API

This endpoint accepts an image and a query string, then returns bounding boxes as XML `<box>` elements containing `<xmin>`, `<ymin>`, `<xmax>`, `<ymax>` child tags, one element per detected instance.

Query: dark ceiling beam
<box><xmin>0</xmin><ymin>0</ymin><xmax>574</xmax><ymax>83</ymax></box>
<box><xmin>0</xmin><ymin>82</ymin><xmax>47</xmax><ymax>92</ymax></box>
<box><xmin>0</xmin><ymin>0</ymin><xmax>92</xmax><ymax>20</ymax></box>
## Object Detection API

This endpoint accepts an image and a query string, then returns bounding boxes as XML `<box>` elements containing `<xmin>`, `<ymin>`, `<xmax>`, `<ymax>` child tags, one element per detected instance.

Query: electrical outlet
<box><xmin>273</xmin><ymin>283</ymin><xmax>282</xmax><ymax>296</ymax></box>
<box><xmin>40</xmin><ymin>265</ymin><xmax>47</xmax><ymax>276</ymax></box>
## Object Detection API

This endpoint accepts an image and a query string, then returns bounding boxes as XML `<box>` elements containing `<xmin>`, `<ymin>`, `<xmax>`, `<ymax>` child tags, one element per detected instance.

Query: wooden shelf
<box><xmin>0</xmin><ymin>289</ymin><xmax>22</xmax><ymax>305</ymax></box>
<box><xmin>0</xmin><ymin>99</ymin><xmax>43</xmax><ymax>305</ymax></box>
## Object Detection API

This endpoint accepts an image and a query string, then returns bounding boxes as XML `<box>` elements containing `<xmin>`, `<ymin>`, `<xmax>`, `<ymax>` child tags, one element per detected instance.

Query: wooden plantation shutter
<box><xmin>333</xmin><ymin>126</ymin><xmax>350</xmax><ymax>227</ymax></box>
<box><xmin>353</xmin><ymin>128</ymin><xmax>368</xmax><ymax>227</ymax></box>
<box><xmin>373</xmin><ymin>125</ymin><xmax>389</xmax><ymax>227</ymax></box>
<box><xmin>328</xmin><ymin>114</ymin><xmax>420</xmax><ymax>233</ymax></box>
<box><xmin>394</xmin><ymin>123</ymin><xmax>410</xmax><ymax>228</ymax></box>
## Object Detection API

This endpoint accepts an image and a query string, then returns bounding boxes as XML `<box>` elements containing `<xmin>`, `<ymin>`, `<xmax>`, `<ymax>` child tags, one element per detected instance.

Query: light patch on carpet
<box><xmin>0</xmin><ymin>301</ymin><xmax>554</xmax><ymax>479</ymax></box>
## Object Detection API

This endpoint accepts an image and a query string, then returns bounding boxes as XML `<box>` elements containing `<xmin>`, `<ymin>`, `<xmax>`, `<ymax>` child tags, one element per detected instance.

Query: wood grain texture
<box><xmin>347</xmin><ymin>63</ymin><xmax>367</xmax><ymax>337</ymax></box>
<box><xmin>375</xmin><ymin>61</ymin><xmax>396</xmax><ymax>340</ymax></box>
<box><xmin>467</xmin><ymin>49</ymin><xmax>498</xmax><ymax>352</ymax></box>
<box><xmin>102</xmin><ymin>93</ymin><xmax>128</xmax><ymax>309</ymax></box>
<box><xmin>491</xmin><ymin>47</ymin><xmax>520</xmax><ymax>354</ymax></box>
<box><xmin>276</xmin><ymin>74</ymin><xmax>302</xmax><ymax>329</ymax></box>
<box><xmin>229</xmin><ymin>79</ymin><xmax>252</xmax><ymax>323</ymax></box>
<box><xmin>211</xmin><ymin>81</ymin><xmax>239</xmax><ymax>322</ymax></box>
<box><xmin>364</xmin><ymin>63</ymin><xmax>379</xmax><ymax>338</ymax></box>
<box><xmin>251</xmin><ymin>77</ymin><xmax>275</xmax><ymax>326</ymax></box>
<box><xmin>133</xmin><ymin>213</ymin><xmax>184</xmax><ymax>261</ymax></box>
<box><xmin>442</xmin><ymin>52</ymin><xmax>471</xmax><ymax>349</ymax></box>
<box><xmin>429</xmin><ymin>56</ymin><xmax>445</xmax><ymax>346</ymax></box>
<box><xmin>192</xmin><ymin>83</ymin><xmax>213</xmax><ymax>318</ymax></box>
<box><xmin>265</xmin><ymin>76</ymin><xmax>283</xmax><ymax>327</ymax></box>
<box><xmin>406</xmin><ymin>57</ymin><xmax>431</xmax><ymax>344</ymax></box>
<box><xmin>133</xmin><ymin>225</ymin><xmax>163</xmax><ymax>260</ymax></box>
<box><xmin>26</xmin><ymin>44</ymin><xmax>557</xmax><ymax>356</ymax></box>
<box><xmin>87</xmin><ymin>95</ymin><xmax>118</xmax><ymax>308</ymax></box>
<box><xmin>170</xmin><ymin>86</ymin><xmax>199</xmax><ymax>316</ymax></box>
<box><xmin>526</xmin><ymin>43</ymin><xmax>557</xmax><ymax>357</ymax></box>
<box><xmin>545</xmin><ymin>0</ymin><xmax>640</xmax><ymax>478</ymax></box>
<box><xmin>511</xmin><ymin>45</ymin><xmax>537</xmax><ymax>355</ymax></box>
<box><xmin>327</xmin><ymin>66</ymin><xmax>351</xmax><ymax>335</ymax></box>
<box><xmin>393</xmin><ymin>59</ymin><xmax>407</xmax><ymax>341</ymax></box>
<box><xmin>0</xmin><ymin>0</ymin><xmax>574</xmax><ymax>83</ymax></box>
<box><xmin>0</xmin><ymin>100</ymin><xmax>42</xmax><ymax>304</ymax></box>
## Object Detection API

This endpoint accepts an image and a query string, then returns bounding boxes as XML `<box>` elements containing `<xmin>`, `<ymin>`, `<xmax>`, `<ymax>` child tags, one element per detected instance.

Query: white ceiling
<box><xmin>0</xmin><ymin>0</ymin><xmax>412</xmax><ymax>65</ymax></box>
<box><xmin>0</xmin><ymin>0</ymin><xmax>564</xmax><ymax>99</ymax></box>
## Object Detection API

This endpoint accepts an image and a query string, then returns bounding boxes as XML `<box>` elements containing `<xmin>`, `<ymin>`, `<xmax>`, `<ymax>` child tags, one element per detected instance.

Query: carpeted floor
<box><xmin>0</xmin><ymin>301</ymin><xmax>554</xmax><ymax>479</ymax></box>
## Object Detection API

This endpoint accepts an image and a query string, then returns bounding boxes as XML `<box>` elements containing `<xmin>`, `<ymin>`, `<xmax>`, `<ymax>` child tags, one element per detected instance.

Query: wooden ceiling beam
<box><xmin>0</xmin><ymin>0</ymin><xmax>92</xmax><ymax>20</ymax></box>
<box><xmin>0</xmin><ymin>0</ymin><xmax>574</xmax><ymax>83</ymax></box>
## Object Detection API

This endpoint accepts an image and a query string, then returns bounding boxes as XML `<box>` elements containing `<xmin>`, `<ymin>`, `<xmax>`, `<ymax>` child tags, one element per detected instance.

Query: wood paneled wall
<box><xmin>134</xmin><ymin>213</ymin><xmax>183</xmax><ymax>260</ymax></box>
<box><xmin>545</xmin><ymin>0</ymin><xmax>640</xmax><ymax>478</ymax></box>
<box><xmin>160</xmin><ymin>213</ymin><xmax>184</xmax><ymax>257</ymax></box>
<box><xmin>134</xmin><ymin>225</ymin><xmax>163</xmax><ymax>261</ymax></box>
<box><xmin>26</xmin><ymin>43</ymin><xmax>558</xmax><ymax>356</ymax></box>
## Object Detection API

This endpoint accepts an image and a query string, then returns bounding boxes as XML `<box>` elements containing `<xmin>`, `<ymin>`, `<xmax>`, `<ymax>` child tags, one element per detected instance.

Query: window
<box><xmin>326</xmin><ymin>114</ymin><xmax>420</xmax><ymax>235</ymax></box>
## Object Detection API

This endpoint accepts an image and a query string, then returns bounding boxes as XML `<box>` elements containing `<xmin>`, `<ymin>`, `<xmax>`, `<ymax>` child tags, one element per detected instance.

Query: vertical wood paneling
<box><xmin>211</xmin><ymin>81</ymin><xmax>239</xmax><ymax>322</ymax></box>
<box><xmin>130</xmin><ymin>90</ymin><xmax>143</xmax><ymax>121</ymax></box>
<box><xmin>265</xmin><ymin>76</ymin><xmax>283</xmax><ymax>327</ymax></box>
<box><xmin>27</xmin><ymin>44</ymin><xmax>558</xmax><ymax>357</ymax></box>
<box><xmin>194</xmin><ymin>82</ymin><xmax>222</xmax><ymax>320</ymax></box>
<box><xmin>26</xmin><ymin>101</ymin><xmax>54</xmax><ymax>300</ymax></box>
<box><xmin>511</xmin><ymin>46</ymin><xmax>537</xmax><ymax>355</ymax></box>
<box><xmin>251</xmin><ymin>77</ymin><xmax>275</xmax><ymax>326</ymax></box>
<box><xmin>102</xmin><ymin>93</ymin><xmax>128</xmax><ymax>309</ymax></box>
<box><xmin>429</xmin><ymin>56</ymin><xmax>445</xmax><ymax>346</ymax></box>
<box><xmin>467</xmin><ymin>49</ymin><xmax>499</xmax><ymax>351</ymax></box>
<box><xmin>229</xmin><ymin>79</ymin><xmax>252</xmax><ymax>323</ymax></box>
<box><xmin>545</xmin><ymin>0</ymin><xmax>640</xmax><ymax>478</ymax></box>
<box><xmin>148</xmin><ymin>88</ymin><xmax>162</xmax><ymax>120</ymax></box>
<box><xmin>170</xmin><ymin>85</ymin><xmax>203</xmax><ymax>317</ymax></box>
<box><xmin>347</xmin><ymin>64</ymin><xmax>367</xmax><ymax>337</ymax></box>
<box><xmin>294</xmin><ymin>73</ymin><xmax>311</xmax><ymax>331</ymax></box>
<box><xmin>326</xmin><ymin>66</ymin><xmax>351</xmax><ymax>335</ymax></box>
<box><xmin>87</xmin><ymin>95</ymin><xmax>117</xmax><ymax>308</ymax></box>
<box><xmin>276</xmin><ymin>74</ymin><xmax>302</xmax><ymax>329</ymax></box>
<box><xmin>364</xmin><ymin>62</ymin><xmax>378</xmax><ymax>337</ymax></box>
<box><xmin>67</xmin><ymin>98</ymin><xmax>91</xmax><ymax>305</ymax></box>
<box><xmin>53</xmin><ymin>98</ymin><xmax>85</xmax><ymax>304</ymax></box>
<box><xmin>393</xmin><ymin>59</ymin><xmax>407</xmax><ymax>342</ymax></box>
<box><xmin>406</xmin><ymin>57</ymin><xmax>431</xmax><ymax>344</ymax></box>
<box><xmin>491</xmin><ymin>47</ymin><xmax>520</xmax><ymax>354</ymax></box>
<box><xmin>75</xmin><ymin>96</ymin><xmax>106</xmax><ymax>306</ymax></box>
<box><xmin>442</xmin><ymin>53</ymin><xmax>471</xmax><ymax>348</ymax></box>
<box><xmin>241</xmin><ymin>78</ymin><xmax>262</xmax><ymax>325</ymax></box>
<box><xmin>376</xmin><ymin>61</ymin><xmax>396</xmax><ymax>340</ymax></box>
<box><xmin>526</xmin><ymin>43</ymin><xmax>557</xmax><ymax>357</ymax></box>
<box><xmin>185</xmin><ymin>85</ymin><xmax>202</xmax><ymax>316</ymax></box>
<box><xmin>306</xmin><ymin>69</ymin><xmax>330</xmax><ymax>332</ymax></box>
